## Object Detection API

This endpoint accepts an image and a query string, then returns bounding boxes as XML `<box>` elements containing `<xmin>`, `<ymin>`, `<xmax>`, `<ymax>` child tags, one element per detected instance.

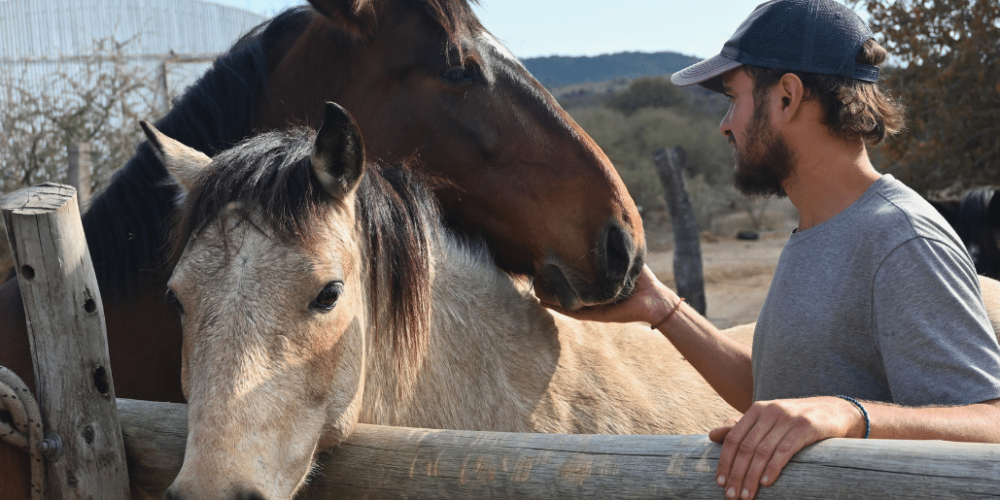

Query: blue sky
<box><xmin>206</xmin><ymin>0</ymin><xmax>811</xmax><ymax>60</ymax></box>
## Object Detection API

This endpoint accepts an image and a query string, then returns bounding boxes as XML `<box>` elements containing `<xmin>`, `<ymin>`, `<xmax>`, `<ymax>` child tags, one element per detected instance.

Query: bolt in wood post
<box><xmin>0</xmin><ymin>182</ymin><xmax>130</xmax><ymax>500</ymax></box>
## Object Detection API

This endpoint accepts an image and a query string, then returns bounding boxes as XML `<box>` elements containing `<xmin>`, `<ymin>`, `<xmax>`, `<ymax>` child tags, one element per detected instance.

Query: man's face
<box><xmin>720</xmin><ymin>69</ymin><xmax>794</xmax><ymax>198</ymax></box>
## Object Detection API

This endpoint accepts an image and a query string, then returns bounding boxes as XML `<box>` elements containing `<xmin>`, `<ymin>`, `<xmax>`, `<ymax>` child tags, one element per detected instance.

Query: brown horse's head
<box><xmin>255</xmin><ymin>0</ymin><xmax>644</xmax><ymax>309</ymax></box>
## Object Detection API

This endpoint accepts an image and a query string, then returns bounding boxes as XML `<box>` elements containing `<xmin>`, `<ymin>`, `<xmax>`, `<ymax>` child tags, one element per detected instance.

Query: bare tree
<box><xmin>0</xmin><ymin>37</ymin><xmax>166</xmax><ymax>267</ymax></box>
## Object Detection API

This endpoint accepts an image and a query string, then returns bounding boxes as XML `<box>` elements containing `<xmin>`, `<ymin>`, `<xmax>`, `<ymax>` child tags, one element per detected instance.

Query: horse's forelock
<box><xmin>402</xmin><ymin>0</ymin><xmax>484</xmax><ymax>39</ymax></box>
<box><xmin>169</xmin><ymin>129</ymin><xmax>437</xmax><ymax>360</ymax></box>
<box><xmin>167</xmin><ymin>129</ymin><xmax>330</xmax><ymax>271</ymax></box>
<box><xmin>331</xmin><ymin>0</ymin><xmax>482</xmax><ymax>41</ymax></box>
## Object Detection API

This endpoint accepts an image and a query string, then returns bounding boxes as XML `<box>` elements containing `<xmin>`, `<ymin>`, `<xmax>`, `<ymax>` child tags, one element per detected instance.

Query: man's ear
<box><xmin>777</xmin><ymin>73</ymin><xmax>806</xmax><ymax>122</ymax></box>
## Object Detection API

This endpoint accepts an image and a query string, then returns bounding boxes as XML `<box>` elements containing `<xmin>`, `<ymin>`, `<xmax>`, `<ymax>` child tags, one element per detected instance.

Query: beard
<box><xmin>731</xmin><ymin>95</ymin><xmax>795</xmax><ymax>199</ymax></box>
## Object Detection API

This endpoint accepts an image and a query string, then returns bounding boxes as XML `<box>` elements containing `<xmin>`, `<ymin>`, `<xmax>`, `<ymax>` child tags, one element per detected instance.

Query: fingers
<box><xmin>709</xmin><ymin>416</ymin><xmax>739</xmax><ymax>443</ymax></box>
<box><xmin>715</xmin><ymin>399</ymin><xmax>838</xmax><ymax>500</ymax></box>
<box><xmin>716</xmin><ymin>407</ymin><xmax>778</xmax><ymax>499</ymax></box>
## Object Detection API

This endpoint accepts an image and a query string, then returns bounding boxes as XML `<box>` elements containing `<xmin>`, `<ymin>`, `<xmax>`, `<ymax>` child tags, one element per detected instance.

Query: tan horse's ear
<box><xmin>307</xmin><ymin>0</ymin><xmax>377</xmax><ymax>36</ymax></box>
<box><xmin>311</xmin><ymin>102</ymin><xmax>365</xmax><ymax>200</ymax></box>
<box><xmin>140</xmin><ymin>121</ymin><xmax>211</xmax><ymax>194</ymax></box>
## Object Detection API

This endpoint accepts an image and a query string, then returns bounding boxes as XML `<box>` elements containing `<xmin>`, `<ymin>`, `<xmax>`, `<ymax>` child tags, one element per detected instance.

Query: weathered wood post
<box><xmin>1</xmin><ymin>183</ymin><xmax>130</xmax><ymax>500</ymax></box>
<box><xmin>653</xmin><ymin>146</ymin><xmax>706</xmax><ymax>315</ymax></box>
<box><xmin>67</xmin><ymin>143</ymin><xmax>92</xmax><ymax>207</ymax></box>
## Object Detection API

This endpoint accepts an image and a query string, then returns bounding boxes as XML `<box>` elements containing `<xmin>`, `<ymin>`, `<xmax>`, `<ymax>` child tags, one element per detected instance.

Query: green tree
<box><xmin>568</xmin><ymin>106</ymin><xmax>733</xmax><ymax>214</ymax></box>
<box><xmin>607</xmin><ymin>76</ymin><xmax>690</xmax><ymax>116</ymax></box>
<box><xmin>858</xmin><ymin>0</ymin><xmax>1000</xmax><ymax>193</ymax></box>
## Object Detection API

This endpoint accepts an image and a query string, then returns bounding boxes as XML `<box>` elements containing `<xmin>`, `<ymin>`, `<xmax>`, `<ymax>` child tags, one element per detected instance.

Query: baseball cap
<box><xmin>671</xmin><ymin>0</ymin><xmax>879</xmax><ymax>93</ymax></box>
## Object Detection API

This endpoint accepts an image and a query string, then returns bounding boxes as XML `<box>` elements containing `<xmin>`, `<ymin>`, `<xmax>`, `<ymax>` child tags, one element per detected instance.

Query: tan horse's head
<box><xmin>257</xmin><ymin>0</ymin><xmax>645</xmax><ymax>310</ymax></box>
<box><xmin>151</xmin><ymin>104</ymin><xmax>419</xmax><ymax>500</ymax></box>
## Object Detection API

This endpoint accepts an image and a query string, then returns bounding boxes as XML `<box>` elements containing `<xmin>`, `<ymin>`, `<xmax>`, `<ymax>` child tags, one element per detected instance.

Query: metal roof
<box><xmin>0</xmin><ymin>0</ymin><xmax>268</xmax><ymax>61</ymax></box>
<box><xmin>0</xmin><ymin>0</ymin><xmax>270</xmax><ymax>104</ymax></box>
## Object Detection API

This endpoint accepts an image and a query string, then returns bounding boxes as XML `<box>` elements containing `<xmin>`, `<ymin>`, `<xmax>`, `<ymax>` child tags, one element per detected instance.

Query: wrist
<box><xmin>834</xmin><ymin>395</ymin><xmax>870</xmax><ymax>439</ymax></box>
<box><xmin>650</xmin><ymin>297</ymin><xmax>685</xmax><ymax>330</ymax></box>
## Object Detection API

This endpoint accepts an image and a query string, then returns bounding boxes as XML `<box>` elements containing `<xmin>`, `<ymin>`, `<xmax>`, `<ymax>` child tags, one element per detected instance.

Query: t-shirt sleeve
<box><xmin>872</xmin><ymin>237</ymin><xmax>1000</xmax><ymax>406</ymax></box>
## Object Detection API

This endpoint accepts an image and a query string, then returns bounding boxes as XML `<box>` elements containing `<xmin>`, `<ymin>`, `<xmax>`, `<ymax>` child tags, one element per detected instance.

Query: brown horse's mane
<box><xmin>401</xmin><ymin>0</ymin><xmax>484</xmax><ymax>37</ymax></box>
<box><xmin>169</xmin><ymin>127</ymin><xmax>437</xmax><ymax>355</ymax></box>
<box><xmin>80</xmin><ymin>7</ymin><xmax>316</xmax><ymax>302</ymax></box>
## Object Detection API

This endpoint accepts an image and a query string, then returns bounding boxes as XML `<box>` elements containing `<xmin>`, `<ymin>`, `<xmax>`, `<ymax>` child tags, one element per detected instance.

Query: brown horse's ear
<box><xmin>307</xmin><ymin>0</ymin><xmax>377</xmax><ymax>36</ymax></box>
<box><xmin>311</xmin><ymin>102</ymin><xmax>365</xmax><ymax>199</ymax></box>
<box><xmin>140</xmin><ymin>121</ymin><xmax>210</xmax><ymax>194</ymax></box>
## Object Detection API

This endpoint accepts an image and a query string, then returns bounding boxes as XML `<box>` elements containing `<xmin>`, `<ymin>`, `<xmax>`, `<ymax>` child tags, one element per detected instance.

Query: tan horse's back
<box><xmin>534</xmin><ymin>314</ymin><xmax>741</xmax><ymax>435</ymax></box>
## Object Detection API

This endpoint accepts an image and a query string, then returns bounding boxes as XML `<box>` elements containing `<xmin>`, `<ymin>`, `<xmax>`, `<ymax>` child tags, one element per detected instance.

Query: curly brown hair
<box><xmin>743</xmin><ymin>39</ymin><xmax>906</xmax><ymax>145</ymax></box>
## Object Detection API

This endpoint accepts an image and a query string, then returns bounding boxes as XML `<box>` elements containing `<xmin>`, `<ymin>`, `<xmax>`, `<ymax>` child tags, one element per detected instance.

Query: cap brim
<box><xmin>670</xmin><ymin>54</ymin><xmax>743</xmax><ymax>93</ymax></box>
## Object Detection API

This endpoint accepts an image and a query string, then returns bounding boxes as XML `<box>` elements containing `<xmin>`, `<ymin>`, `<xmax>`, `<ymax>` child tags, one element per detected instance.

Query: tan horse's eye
<box><xmin>310</xmin><ymin>282</ymin><xmax>344</xmax><ymax>312</ymax></box>
<box><xmin>165</xmin><ymin>289</ymin><xmax>184</xmax><ymax>316</ymax></box>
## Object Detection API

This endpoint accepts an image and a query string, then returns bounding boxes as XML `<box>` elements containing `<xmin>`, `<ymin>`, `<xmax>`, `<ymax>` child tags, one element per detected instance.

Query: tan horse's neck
<box><xmin>360</xmin><ymin>235</ymin><xmax>736</xmax><ymax>434</ymax></box>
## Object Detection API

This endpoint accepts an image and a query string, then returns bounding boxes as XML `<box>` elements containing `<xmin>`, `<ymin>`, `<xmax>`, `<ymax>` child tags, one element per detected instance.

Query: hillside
<box><xmin>521</xmin><ymin>51</ymin><xmax>701</xmax><ymax>88</ymax></box>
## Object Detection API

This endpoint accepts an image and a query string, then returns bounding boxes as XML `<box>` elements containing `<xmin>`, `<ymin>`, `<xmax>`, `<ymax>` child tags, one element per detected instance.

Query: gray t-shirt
<box><xmin>753</xmin><ymin>175</ymin><xmax>1000</xmax><ymax>406</ymax></box>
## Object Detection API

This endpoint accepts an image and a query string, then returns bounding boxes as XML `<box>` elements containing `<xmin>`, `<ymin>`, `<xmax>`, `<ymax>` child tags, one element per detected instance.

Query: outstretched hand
<box><xmin>544</xmin><ymin>265</ymin><xmax>680</xmax><ymax>326</ymax></box>
<box><xmin>708</xmin><ymin>396</ymin><xmax>865</xmax><ymax>500</ymax></box>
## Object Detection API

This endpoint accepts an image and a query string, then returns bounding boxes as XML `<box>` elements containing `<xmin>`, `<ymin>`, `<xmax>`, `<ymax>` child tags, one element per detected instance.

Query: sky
<box><xmin>205</xmin><ymin>0</ymin><xmax>820</xmax><ymax>60</ymax></box>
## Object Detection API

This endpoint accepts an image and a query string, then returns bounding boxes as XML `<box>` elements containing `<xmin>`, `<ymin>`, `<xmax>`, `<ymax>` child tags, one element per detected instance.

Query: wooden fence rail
<box><xmin>116</xmin><ymin>398</ymin><xmax>1000</xmax><ymax>500</ymax></box>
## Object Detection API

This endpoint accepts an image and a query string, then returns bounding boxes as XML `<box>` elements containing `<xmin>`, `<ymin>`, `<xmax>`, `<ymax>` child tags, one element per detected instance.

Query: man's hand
<box><xmin>709</xmin><ymin>396</ymin><xmax>865</xmax><ymax>499</ymax></box>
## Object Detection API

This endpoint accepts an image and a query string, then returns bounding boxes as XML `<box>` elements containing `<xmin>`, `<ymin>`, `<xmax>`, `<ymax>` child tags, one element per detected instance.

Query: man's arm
<box><xmin>711</xmin><ymin>396</ymin><xmax>1000</xmax><ymax>500</ymax></box>
<box><xmin>554</xmin><ymin>265</ymin><xmax>755</xmax><ymax>412</ymax></box>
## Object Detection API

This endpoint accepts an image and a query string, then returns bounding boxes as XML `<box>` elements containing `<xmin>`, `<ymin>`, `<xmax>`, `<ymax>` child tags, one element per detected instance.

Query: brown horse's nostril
<box><xmin>601</xmin><ymin>222</ymin><xmax>634</xmax><ymax>285</ymax></box>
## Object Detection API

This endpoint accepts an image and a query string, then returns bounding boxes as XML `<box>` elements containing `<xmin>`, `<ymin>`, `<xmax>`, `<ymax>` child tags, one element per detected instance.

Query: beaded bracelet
<box><xmin>835</xmin><ymin>395</ymin><xmax>870</xmax><ymax>439</ymax></box>
<box><xmin>650</xmin><ymin>298</ymin><xmax>685</xmax><ymax>330</ymax></box>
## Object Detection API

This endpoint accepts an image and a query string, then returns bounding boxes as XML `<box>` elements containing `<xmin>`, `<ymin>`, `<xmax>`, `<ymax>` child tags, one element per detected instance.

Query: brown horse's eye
<box><xmin>441</xmin><ymin>64</ymin><xmax>481</xmax><ymax>85</ymax></box>
<box><xmin>165</xmin><ymin>289</ymin><xmax>184</xmax><ymax>315</ymax></box>
<box><xmin>311</xmin><ymin>282</ymin><xmax>344</xmax><ymax>312</ymax></box>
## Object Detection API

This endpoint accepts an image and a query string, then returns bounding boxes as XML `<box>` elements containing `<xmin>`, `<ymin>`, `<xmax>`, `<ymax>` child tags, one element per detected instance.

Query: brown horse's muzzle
<box><xmin>536</xmin><ymin>218</ymin><xmax>645</xmax><ymax>310</ymax></box>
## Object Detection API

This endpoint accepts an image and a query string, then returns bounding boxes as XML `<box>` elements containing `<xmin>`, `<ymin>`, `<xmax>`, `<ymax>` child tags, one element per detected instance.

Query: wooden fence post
<box><xmin>0</xmin><ymin>182</ymin><xmax>130</xmax><ymax>500</ymax></box>
<box><xmin>653</xmin><ymin>146</ymin><xmax>706</xmax><ymax>315</ymax></box>
<box><xmin>67</xmin><ymin>143</ymin><xmax>92</xmax><ymax>208</ymax></box>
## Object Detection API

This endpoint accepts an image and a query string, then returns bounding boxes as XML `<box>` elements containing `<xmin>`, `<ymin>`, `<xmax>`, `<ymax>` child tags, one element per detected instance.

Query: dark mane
<box><xmin>81</xmin><ymin>7</ymin><xmax>315</xmax><ymax>300</ymax></box>
<box><xmin>955</xmin><ymin>187</ymin><xmax>1000</xmax><ymax>279</ymax></box>
<box><xmin>172</xmin><ymin>128</ymin><xmax>437</xmax><ymax>353</ymax></box>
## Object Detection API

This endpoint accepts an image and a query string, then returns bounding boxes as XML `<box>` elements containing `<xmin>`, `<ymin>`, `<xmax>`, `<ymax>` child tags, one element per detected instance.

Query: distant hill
<box><xmin>521</xmin><ymin>51</ymin><xmax>702</xmax><ymax>88</ymax></box>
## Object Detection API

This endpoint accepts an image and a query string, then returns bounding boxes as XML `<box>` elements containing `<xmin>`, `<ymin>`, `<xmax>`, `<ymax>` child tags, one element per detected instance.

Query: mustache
<box><xmin>726</xmin><ymin>132</ymin><xmax>737</xmax><ymax>147</ymax></box>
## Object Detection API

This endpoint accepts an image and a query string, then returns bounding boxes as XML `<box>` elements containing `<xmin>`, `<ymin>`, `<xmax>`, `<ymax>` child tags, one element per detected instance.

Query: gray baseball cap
<box><xmin>671</xmin><ymin>0</ymin><xmax>879</xmax><ymax>93</ymax></box>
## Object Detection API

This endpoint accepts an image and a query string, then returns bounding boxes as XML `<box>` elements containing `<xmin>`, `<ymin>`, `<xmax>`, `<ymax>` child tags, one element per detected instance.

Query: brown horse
<box><xmin>144</xmin><ymin>103</ymin><xmax>733</xmax><ymax>500</ymax></box>
<box><xmin>0</xmin><ymin>1</ymin><xmax>644</xmax><ymax>495</ymax></box>
<box><xmin>0</xmin><ymin>0</ymin><xmax>642</xmax><ymax>404</ymax></box>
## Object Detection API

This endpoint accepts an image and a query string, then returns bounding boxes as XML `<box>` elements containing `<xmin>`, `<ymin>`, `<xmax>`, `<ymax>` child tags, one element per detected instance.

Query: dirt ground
<box><xmin>643</xmin><ymin>198</ymin><xmax>799</xmax><ymax>329</ymax></box>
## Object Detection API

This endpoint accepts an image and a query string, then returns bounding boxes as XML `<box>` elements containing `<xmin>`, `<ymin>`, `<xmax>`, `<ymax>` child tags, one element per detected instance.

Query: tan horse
<box><xmin>145</xmin><ymin>103</ymin><xmax>734</xmax><ymax>500</ymax></box>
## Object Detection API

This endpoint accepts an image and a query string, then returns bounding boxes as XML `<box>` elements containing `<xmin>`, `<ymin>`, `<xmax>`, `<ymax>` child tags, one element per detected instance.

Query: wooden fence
<box><xmin>3</xmin><ymin>183</ymin><xmax>1000</xmax><ymax>500</ymax></box>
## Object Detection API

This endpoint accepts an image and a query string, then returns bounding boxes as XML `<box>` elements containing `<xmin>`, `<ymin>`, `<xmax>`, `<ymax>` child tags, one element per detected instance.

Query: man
<box><xmin>561</xmin><ymin>1</ymin><xmax>1000</xmax><ymax>499</ymax></box>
